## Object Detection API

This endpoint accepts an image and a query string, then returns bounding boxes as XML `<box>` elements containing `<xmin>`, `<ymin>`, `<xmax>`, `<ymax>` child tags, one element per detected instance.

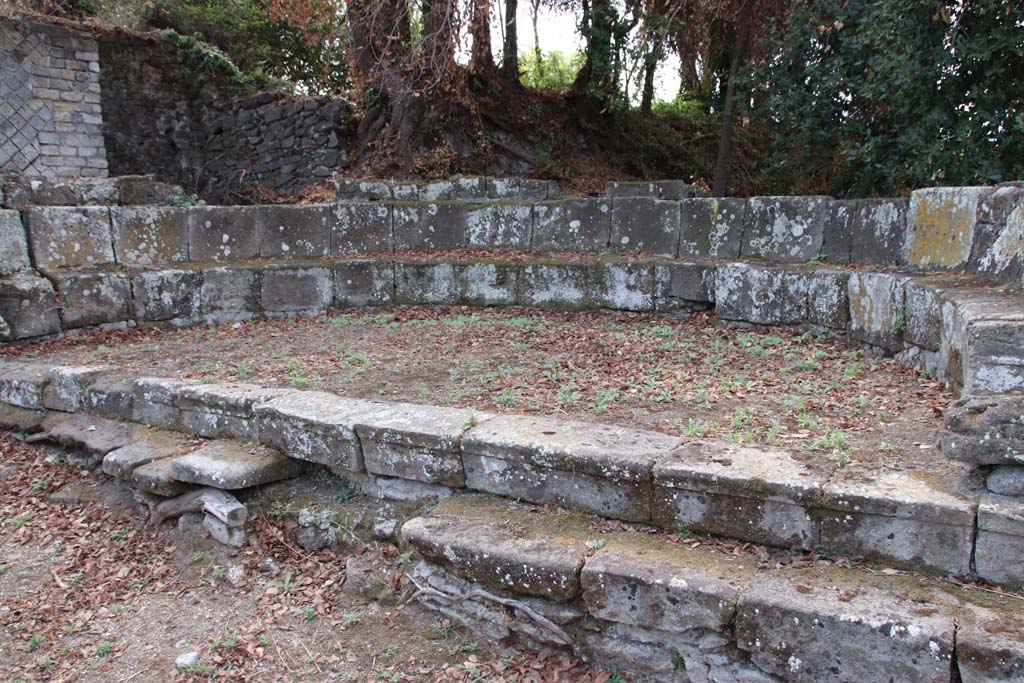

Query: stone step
<box><xmin>40</xmin><ymin>413</ymin><xmax>146</xmax><ymax>456</ymax></box>
<box><xmin>401</xmin><ymin>495</ymin><xmax>1023</xmax><ymax>683</ymax></box>
<box><xmin>168</xmin><ymin>439</ymin><xmax>306</xmax><ymax>489</ymax></box>
<box><xmin>102</xmin><ymin>430</ymin><xmax>195</xmax><ymax>479</ymax></box>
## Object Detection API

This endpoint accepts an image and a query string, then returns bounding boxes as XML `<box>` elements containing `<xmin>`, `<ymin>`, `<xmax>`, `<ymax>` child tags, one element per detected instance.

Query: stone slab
<box><xmin>0</xmin><ymin>404</ymin><xmax>47</xmax><ymax>432</ymax></box>
<box><xmin>973</xmin><ymin>494</ymin><xmax>1024</xmax><ymax>588</ymax></box>
<box><xmin>43</xmin><ymin>365</ymin><xmax>113</xmax><ymax>412</ymax></box>
<box><xmin>0</xmin><ymin>363</ymin><xmax>51</xmax><ymax>409</ymax></box>
<box><xmin>969</xmin><ymin>185</ymin><xmax>1024</xmax><ymax>283</ymax></box>
<box><xmin>393</xmin><ymin>202</ymin><xmax>468</xmax><ymax>251</ymax></box>
<box><xmin>176</xmin><ymin>382</ymin><xmax>295</xmax><ymax>440</ymax></box>
<box><xmin>594</xmin><ymin>261</ymin><xmax>655</xmax><ymax>311</ymax></box>
<box><xmin>170</xmin><ymin>440</ymin><xmax>306</xmax><ymax>489</ymax></box>
<box><xmin>331</xmin><ymin>202</ymin><xmax>393</xmax><ymax>254</ymax></box>
<box><xmin>741</xmin><ymin>196</ymin><xmax>830</xmax><ymax>263</ymax></box>
<box><xmin>986</xmin><ymin>465</ymin><xmax>1024</xmax><ymax>497</ymax></box>
<box><xmin>849</xmin><ymin>198</ymin><xmax>907</xmax><ymax>266</ymax></box>
<box><xmin>393</xmin><ymin>261</ymin><xmax>517</xmax><ymax>308</ymax></box>
<box><xmin>187</xmin><ymin>206</ymin><xmax>260</xmax><ymax>262</ymax></box>
<box><xmin>609</xmin><ymin>198</ymin><xmax>680</xmax><ymax>256</ymax></box>
<box><xmin>678</xmin><ymin>198</ymin><xmax>746</xmax><ymax>259</ymax></box>
<box><xmin>905</xmin><ymin>186</ymin><xmax>987</xmax><ymax>270</ymax></box>
<box><xmin>653</xmin><ymin>261</ymin><xmax>715</xmax><ymax>313</ymax></box>
<box><xmin>517</xmin><ymin>263</ymin><xmax>598</xmax><ymax>310</ymax></box>
<box><xmin>131</xmin><ymin>454</ymin><xmax>193</xmax><ymax>497</ymax></box>
<box><xmin>333</xmin><ymin>260</ymin><xmax>395</xmax><ymax>308</ymax></box>
<box><xmin>0</xmin><ymin>274</ymin><xmax>61</xmax><ymax>339</ymax></box>
<box><xmin>847</xmin><ymin>271</ymin><xmax>908</xmax><ymax>351</ymax></box>
<box><xmin>43</xmin><ymin>413</ymin><xmax>140</xmax><ymax>455</ymax></box>
<box><xmin>103</xmin><ymin>431</ymin><xmax>192</xmax><ymax>479</ymax></box>
<box><xmin>82</xmin><ymin>375</ymin><xmax>135</xmax><ymax>421</ymax></box>
<box><xmin>110</xmin><ymin>206</ymin><xmax>190</xmax><ymax>265</ymax></box>
<box><xmin>465</xmin><ymin>203</ymin><xmax>532</xmax><ymax>250</ymax></box>
<box><xmin>531</xmin><ymin>199</ymin><xmax>611</xmax><ymax>252</ymax></box>
<box><xmin>257</xmin><ymin>204</ymin><xmax>331</xmax><ymax>258</ymax></box>
<box><xmin>131</xmin><ymin>269</ymin><xmax>201</xmax><ymax>322</ymax></box>
<box><xmin>0</xmin><ymin>210</ymin><xmax>30</xmax><ymax>276</ymax></box>
<box><xmin>26</xmin><ymin>206</ymin><xmax>115</xmax><ymax>270</ymax></box>
<box><xmin>132</xmin><ymin>377</ymin><xmax>196</xmax><ymax>430</ymax></box>
<box><xmin>335</xmin><ymin>179</ymin><xmax>393</xmax><ymax>201</ymax></box>
<box><xmin>51</xmin><ymin>269</ymin><xmax>131</xmax><ymax>329</ymax></box>
<box><xmin>199</xmin><ymin>265</ymin><xmax>260</xmax><ymax>322</ymax></box>
<box><xmin>956</xmin><ymin>587</ymin><xmax>1024</xmax><ymax>682</ymax></box>
<box><xmin>487</xmin><ymin>178</ymin><xmax>552</xmax><ymax>201</ymax></box>
<box><xmin>260</xmin><ymin>263</ymin><xmax>332</xmax><ymax>313</ymax></box>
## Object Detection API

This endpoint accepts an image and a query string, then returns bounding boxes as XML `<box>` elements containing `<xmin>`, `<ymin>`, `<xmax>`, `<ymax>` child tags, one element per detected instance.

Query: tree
<box><xmin>469</xmin><ymin>0</ymin><xmax>496</xmax><ymax>74</ymax></box>
<box><xmin>501</xmin><ymin>0</ymin><xmax>520</xmax><ymax>82</ymax></box>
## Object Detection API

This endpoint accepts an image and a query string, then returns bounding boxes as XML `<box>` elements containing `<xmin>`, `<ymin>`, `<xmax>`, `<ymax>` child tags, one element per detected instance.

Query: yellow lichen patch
<box><xmin>905</xmin><ymin>188</ymin><xmax>983</xmax><ymax>269</ymax></box>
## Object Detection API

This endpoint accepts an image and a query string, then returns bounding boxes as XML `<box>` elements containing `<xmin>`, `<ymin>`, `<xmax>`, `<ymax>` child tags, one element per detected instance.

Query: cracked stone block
<box><xmin>976</xmin><ymin>495</ymin><xmax>1024</xmax><ymax>584</ymax></box>
<box><xmin>905</xmin><ymin>186</ymin><xmax>988</xmax><ymax>270</ymax></box>
<box><xmin>518</xmin><ymin>263</ymin><xmax>598</xmax><ymax>310</ymax></box>
<box><xmin>741</xmin><ymin>196</ymin><xmax>830</xmax><ymax>263</ymax></box>
<box><xmin>199</xmin><ymin>265</ymin><xmax>260</xmax><ymax>322</ymax></box>
<box><xmin>532</xmin><ymin>199</ymin><xmax>611</xmax><ymax>252</ymax></box>
<box><xmin>393</xmin><ymin>202</ymin><xmax>468</xmax><ymax>251</ymax></box>
<box><xmin>170</xmin><ymin>440</ymin><xmax>306</xmax><ymax>489</ymax></box>
<box><xmin>465</xmin><ymin>203</ymin><xmax>532</xmax><ymax>250</ymax></box>
<box><xmin>462</xmin><ymin>414</ymin><xmax>680</xmax><ymax>522</ymax></box>
<box><xmin>0</xmin><ymin>363</ymin><xmax>51</xmax><ymax>409</ymax></box>
<box><xmin>43</xmin><ymin>364</ymin><xmax>113</xmax><ymax>412</ymax></box>
<box><xmin>333</xmin><ymin>260</ymin><xmax>395</xmax><ymax>308</ymax></box>
<box><xmin>0</xmin><ymin>274</ymin><xmax>61</xmax><ymax>339</ymax></box>
<box><xmin>847</xmin><ymin>271</ymin><xmax>908</xmax><ymax>352</ymax></box>
<box><xmin>260</xmin><ymin>263</ymin><xmax>333</xmax><ymax>314</ymax></box>
<box><xmin>355</xmin><ymin>402</ymin><xmax>478</xmax><ymax>487</ymax></box>
<box><xmin>332</xmin><ymin>202</ymin><xmax>393</xmax><ymax>254</ymax></box>
<box><xmin>609</xmin><ymin>198</ymin><xmax>680</xmax><ymax>256</ymax></box>
<box><xmin>653</xmin><ymin>262</ymin><xmax>715</xmax><ymax>314</ymax></box>
<box><xmin>25</xmin><ymin>206</ymin><xmax>114</xmax><ymax>270</ymax></box>
<box><xmin>52</xmin><ymin>269</ymin><xmax>131</xmax><ymax>328</ymax></box>
<box><xmin>815</xmin><ymin>470</ymin><xmax>975</xmax><ymax>575</ymax></box>
<box><xmin>736</xmin><ymin>567</ymin><xmax>955</xmax><ymax>683</ymax></box>
<box><xmin>110</xmin><ymin>206</ymin><xmax>190</xmax><ymax>265</ymax></box>
<box><xmin>395</xmin><ymin>260</ymin><xmax>518</xmax><ymax>307</ymax></box>
<box><xmin>969</xmin><ymin>185</ymin><xmax>1024</xmax><ymax>284</ymax></box>
<box><xmin>187</xmin><ymin>206</ymin><xmax>260</xmax><ymax>262</ymax></box>
<box><xmin>956</xmin><ymin>587</ymin><xmax>1024</xmax><ymax>681</ymax></box>
<box><xmin>0</xmin><ymin>210</ymin><xmax>30</xmax><ymax>276</ymax></box>
<box><xmin>653</xmin><ymin>442</ymin><xmax>828</xmax><ymax>550</ymax></box>
<box><xmin>678</xmin><ymin>198</ymin><xmax>746</xmax><ymax>259</ymax></box>
<box><xmin>176</xmin><ymin>382</ymin><xmax>294</xmax><ymax>440</ymax></box>
<box><xmin>131</xmin><ymin>269</ymin><xmax>201</xmax><ymax>322</ymax></box>
<box><xmin>257</xmin><ymin>204</ymin><xmax>331</xmax><ymax>258</ymax></box>
<box><xmin>132</xmin><ymin>377</ymin><xmax>197</xmax><ymax>430</ymax></box>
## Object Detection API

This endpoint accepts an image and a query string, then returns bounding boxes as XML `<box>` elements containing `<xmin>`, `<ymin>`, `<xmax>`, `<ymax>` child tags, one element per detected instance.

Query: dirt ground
<box><xmin>9</xmin><ymin>306</ymin><xmax>953</xmax><ymax>476</ymax></box>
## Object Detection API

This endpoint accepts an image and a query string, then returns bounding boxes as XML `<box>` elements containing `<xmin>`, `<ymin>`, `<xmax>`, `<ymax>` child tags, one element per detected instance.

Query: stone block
<box><xmin>131</xmin><ymin>454</ymin><xmax>192</xmax><ymax>497</ymax></box>
<box><xmin>335</xmin><ymin>179</ymin><xmax>392</xmax><ymax>201</ymax></box>
<box><xmin>849</xmin><ymin>198</ymin><xmax>907</xmax><ymax>266</ymax></box>
<box><xmin>204</xmin><ymin>514</ymin><xmax>246</xmax><ymax>547</ymax></box>
<box><xmin>0</xmin><ymin>404</ymin><xmax>47</xmax><ymax>432</ymax></box>
<box><xmin>787</xmin><ymin>268</ymin><xmax>850</xmax><ymax>330</ymax></box>
<box><xmin>594</xmin><ymin>261</ymin><xmax>655</xmax><ymax>311</ymax></box>
<box><xmin>987</xmin><ymin>466</ymin><xmax>1024</xmax><ymax>497</ymax></box>
<box><xmin>26</xmin><ymin>206</ymin><xmax>114</xmax><ymax>270</ymax></box>
<box><xmin>465</xmin><ymin>203</ymin><xmax>532</xmax><ymax>250</ymax></box>
<box><xmin>847</xmin><ymin>271</ymin><xmax>908</xmax><ymax>351</ymax></box>
<box><xmin>260</xmin><ymin>263</ymin><xmax>333</xmax><ymax>314</ymax></box>
<box><xmin>110</xmin><ymin>206</ymin><xmax>190</xmax><ymax>265</ymax></box>
<box><xmin>255</xmin><ymin>391</ymin><xmax>383</xmax><ymax>471</ymax></box>
<box><xmin>941</xmin><ymin>394</ymin><xmax>1024</xmax><ymax>466</ymax></box>
<box><xmin>653</xmin><ymin>442</ymin><xmax>828</xmax><ymax>549</ymax></box>
<box><xmin>333</xmin><ymin>260</ymin><xmax>395</xmax><ymax>308</ymax></box>
<box><xmin>903</xmin><ymin>278</ymin><xmax>946</xmax><ymax>351</ymax></box>
<box><xmin>462</xmin><ymin>414</ymin><xmax>680</xmax><ymax>522</ymax></box>
<box><xmin>177</xmin><ymin>382</ymin><xmax>295</xmax><ymax>440</ymax></box>
<box><xmin>956</xmin><ymin>589</ymin><xmax>1024</xmax><ymax>681</ymax></box>
<box><xmin>609</xmin><ymin>198</ymin><xmax>680</xmax><ymax>256</ymax></box>
<box><xmin>905</xmin><ymin>186</ymin><xmax>987</xmax><ymax>269</ymax></box>
<box><xmin>517</xmin><ymin>262</ymin><xmax>597</xmax><ymax>310</ymax></box>
<box><xmin>974</xmin><ymin>494</ymin><xmax>1024</xmax><ymax>588</ymax></box>
<box><xmin>820</xmin><ymin>199</ymin><xmax>854</xmax><ymax>264</ymax></box>
<box><xmin>653</xmin><ymin>262</ymin><xmax>715</xmax><ymax>313</ymax></box>
<box><xmin>77</xmin><ymin>178</ymin><xmax>121</xmax><ymax>205</ymax></box>
<box><xmin>132</xmin><ymin>377</ymin><xmax>196</xmax><ymax>430</ymax></box>
<box><xmin>101</xmin><ymin>431</ymin><xmax>189</xmax><ymax>478</ymax></box>
<box><xmin>741</xmin><ymin>196</ymin><xmax>830</xmax><ymax>262</ymax></box>
<box><xmin>395</xmin><ymin>260</ymin><xmax>518</xmax><ymax>307</ymax></box>
<box><xmin>187</xmin><ymin>206</ymin><xmax>260</xmax><ymax>262</ymax></box>
<box><xmin>0</xmin><ymin>274</ymin><xmax>62</xmax><ymax>339</ymax></box>
<box><xmin>736</xmin><ymin>567</ymin><xmax>955</xmax><ymax>683</ymax></box>
<box><xmin>257</xmin><ymin>205</ymin><xmax>331</xmax><ymax>258</ymax></box>
<box><xmin>713</xmin><ymin>262</ymin><xmax>804</xmax><ymax>326</ymax></box>
<box><xmin>332</xmin><ymin>202</ymin><xmax>393</xmax><ymax>254</ymax></box>
<box><xmin>354</xmin><ymin>402</ymin><xmax>477</xmax><ymax>486</ymax></box>
<box><xmin>44</xmin><ymin>413</ymin><xmax>141</xmax><ymax>456</ymax></box>
<box><xmin>420</xmin><ymin>177</ymin><xmax>488</xmax><ymax>201</ymax></box>
<box><xmin>118</xmin><ymin>176</ymin><xmax>182</xmax><ymax>205</ymax></box>
<box><xmin>969</xmin><ymin>185</ymin><xmax>1024</xmax><ymax>283</ymax></box>
<box><xmin>43</xmin><ymin>365</ymin><xmax>113</xmax><ymax>412</ymax></box>
<box><xmin>815</xmin><ymin>470</ymin><xmax>975</xmax><ymax>575</ymax></box>
<box><xmin>82</xmin><ymin>375</ymin><xmax>135</xmax><ymax>420</ymax></box>
<box><xmin>393</xmin><ymin>202</ymin><xmax>468</xmax><ymax>251</ymax></box>
<box><xmin>131</xmin><ymin>269</ymin><xmax>201</xmax><ymax>322</ymax></box>
<box><xmin>199</xmin><ymin>265</ymin><xmax>260</xmax><ymax>322</ymax></box>
<box><xmin>605</xmin><ymin>181</ymin><xmax>662</xmax><ymax>198</ymax></box>
<box><xmin>678</xmin><ymin>198</ymin><xmax>745</xmax><ymax>259</ymax></box>
<box><xmin>532</xmin><ymin>199</ymin><xmax>611</xmax><ymax>252</ymax></box>
<box><xmin>170</xmin><ymin>440</ymin><xmax>306</xmax><ymax>489</ymax></box>
<box><xmin>486</xmin><ymin>178</ymin><xmax>551</xmax><ymax>201</ymax></box>
<box><xmin>0</xmin><ymin>363</ymin><xmax>51</xmax><ymax>409</ymax></box>
<box><xmin>51</xmin><ymin>269</ymin><xmax>131</xmax><ymax>328</ymax></box>
<box><xmin>963</xmin><ymin>311</ymin><xmax>1024</xmax><ymax>394</ymax></box>
<box><xmin>0</xmin><ymin>210</ymin><xmax>30</xmax><ymax>276</ymax></box>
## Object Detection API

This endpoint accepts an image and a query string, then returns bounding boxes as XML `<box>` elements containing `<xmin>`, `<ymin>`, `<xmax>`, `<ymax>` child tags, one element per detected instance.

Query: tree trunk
<box><xmin>470</xmin><ymin>0</ymin><xmax>495</xmax><ymax>75</ymax></box>
<box><xmin>640</xmin><ymin>35</ymin><xmax>662</xmax><ymax>113</ymax></box>
<box><xmin>530</xmin><ymin>0</ymin><xmax>543</xmax><ymax>79</ymax></box>
<box><xmin>712</xmin><ymin>25</ymin><xmax>749</xmax><ymax>197</ymax></box>
<box><xmin>502</xmin><ymin>0</ymin><xmax>520</xmax><ymax>83</ymax></box>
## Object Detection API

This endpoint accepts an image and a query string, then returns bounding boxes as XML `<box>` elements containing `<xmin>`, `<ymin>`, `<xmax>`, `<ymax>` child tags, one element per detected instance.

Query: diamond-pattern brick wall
<box><xmin>0</xmin><ymin>17</ymin><xmax>108</xmax><ymax>179</ymax></box>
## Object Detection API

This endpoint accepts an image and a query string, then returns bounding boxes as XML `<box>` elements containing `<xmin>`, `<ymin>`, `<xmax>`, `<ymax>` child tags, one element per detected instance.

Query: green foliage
<box><xmin>750</xmin><ymin>0</ymin><xmax>1024</xmax><ymax>196</ymax></box>
<box><xmin>519</xmin><ymin>50</ymin><xmax>586</xmax><ymax>91</ymax></box>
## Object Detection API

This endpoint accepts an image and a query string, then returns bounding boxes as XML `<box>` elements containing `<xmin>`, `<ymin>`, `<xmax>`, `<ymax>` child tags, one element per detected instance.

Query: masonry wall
<box><xmin>0</xmin><ymin>15</ymin><xmax>108</xmax><ymax>179</ymax></box>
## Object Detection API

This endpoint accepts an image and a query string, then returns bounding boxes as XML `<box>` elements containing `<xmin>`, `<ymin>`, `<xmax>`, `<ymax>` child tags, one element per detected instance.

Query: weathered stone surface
<box><xmin>465</xmin><ymin>203</ymin><xmax>532</xmax><ymax>250</ymax></box>
<box><xmin>257</xmin><ymin>204</ymin><xmax>331</xmax><ymax>258</ymax></box>
<box><xmin>531</xmin><ymin>199</ymin><xmax>611</xmax><ymax>252</ymax></box>
<box><xmin>132</xmin><ymin>377</ymin><xmax>196</xmax><ymax>430</ymax></box>
<box><xmin>820</xmin><ymin>200</ymin><xmax>855</xmax><ymax>264</ymax></box>
<box><xmin>43</xmin><ymin>413</ymin><xmax>140</xmax><ymax>455</ymax></box>
<box><xmin>0</xmin><ymin>274</ymin><xmax>62</xmax><ymax>339</ymax></box>
<box><xmin>331</xmin><ymin>202</ymin><xmax>393</xmax><ymax>254</ymax></box>
<box><xmin>517</xmin><ymin>263</ymin><xmax>597</xmax><ymax>310</ymax></box>
<box><xmin>255</xmin><ymin>391</ymin><xmax>383</xmax><ymax>471</ymax></box>
<box><xmin>118</xmin><ymin>176</ymin><xmax>182</xmax><ymax>205</ymax></box>
<box><xmin>847</xmin><ymin>271</ymin><xmax>908</xmax><ymax>351</ymax></box>
<box><xmin>420</xmin><ymin>177</ymin><xmax>488</xmax><ymax>201</ymax></box>
<box><xmin>187</xmin><ymin>206</ymin><xmax>260</xmax><ymax>262</ymax></box>
<box><xmin>903</xmin><ymin>278</ymin><xmax>947</xmax><ymax>351</ymax></box>
<box><xmin>393</xmin><ymin>202</ymin><xmax>468</xmax><ymax>251</ymax></box>
<box><xmin>986</xmin><ymin>465</ymin><xmax>1024</xmax><ymax>496</ymax></box>
<box><xmin>51</xmin><ymin>269</ymin><xmax>131</xmax><ymax>328</ymax></box>
<box><xmin>0</xmin><ymin>210</ymin><xmax>30</xmax><ymax>276</ymax></box>
<box><xmin>203</xmin><ymin>514</ymin><xmax>247</xmax><ymax>547</ymax></box>
<box><xmin>741</xmin><ymin>196</ymin><xmax>830</xmax><ymax>262</ymax></box>
<box><xmin>905</xmin><ymin>186</ymin><xmax>987</xmax><ymax>269</ymax></box>
<box><xmin>132</xmin><ymin>454</ymin><xmax>193</xmax><ymax>497</ymax></box>
<box><xmin>714</xmin><ymin>263</ymin><xmax>805</xmax><ymax>326</ymax></box>
<box><xmin>333</xmin><ymin>260</ymin><xmax>395</xmax><ymax>308</ymax></box>
<box><xmin>43</xmin><ymin>365</ymin><xmax>113</xmax><ymax>412</ymax></box>
<box><xmin>973</xmin><ymin>494</ymin><xmax>1024</xmax><ymax>587</ymax></box>
<box><xmin>962</xmin><ymin>309</ymin><xmax>1024</xmax><ymax>394</ymax></box>
<box><xmin>260</xmin><ymin>263</ymin><xmax>332</xmax><ymax>313</ymax></box>
<box><xmin>816</xmin><ymin>470</ymin><xmax>976</xmax><ymax>575</ymax></box>
<box><xmin>605</xmin><ymin>180</ymin><xmax>703</xmax><ymax>200</ymax></box>
<box><xmin>199</xmin><ymin>265</ymin><xmax>260</xmax><ymax>322</ymax></box>
<box><xmin>170</xmin><ymin>440</ymin><xmax>306</xmax><ymax>489</ymax></box>
<box><xmin>335</xmin><ymin>179</ymin><xmax>392</xmax><ymax>201</ymax></box>
<box><xmin>790</xmin><ymin>268</ymin><xmax>850</xmax><ymax>330</ymax></box>
<box><xmin>594</xmin><ymin>261</ymin><xmax>655</xmax><ymax>311</ymax></box>
<box><xmin>131</xmin><ymin>268</ymin><xmax>201</xmax><ymax>322</ymax></box>
<box><xmin>82</xmin><ymin>375</ymin><xmax>135</xmax><ymax>420</ymax></box>
<box><xmin>653</xmin><ymin>261</ymin><xmax>715</xmax><ymax>313</ymax></box>
<box><xmin>103</xmin><ymin>431</ymin><xmax>191</xmax><ymax>478</ymax></box>
<box><xmin>176</xmin><ymin>382</ymin><xmax>294</xmax><ymax>440</ymax></box>
<box><xmin>678</xmin><ymin>198</ymin><xmax>745</xmax><ymax>259</ymax></box>
<box><xmin>0</xmin><ymin>363</ymin><xmax>51</xmax><ymax>409</ymax></box>
<box><xmin>463</xmin><ymin>414</ymin><xmax>679</xmax><ymax>522</ymax></box>
<box><xmin>609</xmin><ymin>198</ymin><xmax>680</xmax><ymax>256</ymax></box>
<box><xmin>394</xmin><ymin>261</ymin><xmax>454</xmax><ymax>305</ymax></box>
<box><xmin>969</xmin><ymin>185</ymin><xmax>1024</xmax><ymax>283</ymax></box>
<box><xmin>736</xmin><ymin>567</ymin><xmax>955</xmax><ymax>683</ymax></box>
<box><xmin>25</xmin><ymin>207</ymin><xmax>115</xmax><ymax>270</ymax></box>
<box><xmin>653</xmin><ymin>442</ymin><xmax>828</xmax><ymax>550</ymax></box>
<box><xmin>956</xmin><ymin>590</ymin><xmax>1024</xmax><ymax>682</ymax></box>
<box><xmin>849</xmin><ymin>198</ymin><xmax>907</xmax><ymax>266</ymax></box>
<box><xmin>487</xmin><ymin>178</ymin><xmax>553</xmax><ymax>201</ymax></box>
<box><xmin>0</xmin><ymin>403</ymin><xmax>46</xmax><ymax>432</ymax></box>
<box><xmin>110</xmin><ymin>206</ymin><xmax>190</xmax><ymax>265</ymax></box>
<box><xmin>355</xmin><ymin>402</ymin><xmax>477</xmax><ymax>486</ymax></box>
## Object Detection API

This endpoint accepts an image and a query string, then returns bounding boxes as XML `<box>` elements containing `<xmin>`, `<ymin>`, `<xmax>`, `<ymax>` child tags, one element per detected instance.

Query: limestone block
<box><xmin>788</xmin><ymin>268</ymin><xmax>850</xmax><ymax>330</ymax></box>
<box><xmin>847</xmin><ymin>271</ymin><xmax>908</xmax><ymax>351</ymax></box>
<box><xmin>257</xmin><ymin>204</ymin><xmax>331</xmax><ymax>258</ymax></box>
<box><xmin>941</xmin><ymin>393</ymin><xmax>1024</xmax><ymax>466</ymax></box>
<box><xmin>653</xmin><ymin>442</ymin><xmax>828</xmax><ymax>549</ymax></box>
<box><xmin>963</xmin><ymin>311</ymin><xmax>1024</xmax><ymax>394</ymax></box>
<box><xmin>0</xmin><ymin>363</ymin><xmax>51</xmax><ymax>409</ymax></box>
<box><xmin>465</xmin><ymin>202</ymin><xmax>532</xmax><ymax>250</ymax></box>
<box><xmin>653</xmin><ymin>261</ymin><xmax>715</xmax><ymax>313</ymax></box>
<box><xmin>741</xmin><ymin>196</ymin><xmax>830</xmax><ymax>262</ymax></box>
<box><xmin>486</xmin><ymin>178</ymin><xmax>552</xmax><ymax>201</ymax></box>
<box><xmin>594</xmin><ymin>261</ymin><xmax>655</xmax><ymax>311</ymax></box>
<box><xmin>355</xmin><ymin>402</ymin><xmax>478</xmax><ymax>486</ymax></box>
<box><xmin>132</xmin><ymin>454</ymin><xmax>192</xmax><ymax>497</ymax></box>
<box><xmin>199</xmin><ymin>265</ymin><xmax>261</xmax><ymax>322</ymax></box>
<box><xmin>393</xmin><ymin>202</ymin><xmax>468</xmax><ymax>251</ymax></box>
<box><xmin>333</xmin><ymin>260</ymin><xmax>395</xmax><ymax>308</ymax></box>
<box><xmin>973</xmin><ymin>494</ymin><xmax>1024</xmax><ymax>589</ymax></box>
<box><xmin>131</xmin><ymin>269</ymin><xmax>201</xmax><ymax>322</ymax></box>
<box><xmin>714</xmin><ymin>262</ymin><xmax>805</xmax><ymax>326</ymax></box>
<box><xmin>849</xmin><ymin>198</ymin><xmax>907</xmax><ymax>266</ymax></box>
<box><xmin>132</xmin><ymin>377</ymin><xmax>196</xmax><ymax>430</ymax></box>
<box><xmin>103</xmin><ymin>431</ymin><xmax>190</xmax><ymax>479</ymax></box>
<box><xmin>820</xmin><ymin>200</ymin><xmax>855</xmax><ymax>264</ymax></box>
<box><xmin>110</xmin><ymin>206</ymin><xmax>190</xmax><ymax>265</ymax></box>
<box><xmin>0</xmin><ymin>210</ymin><xmax>30</xmax><ymax>276</ymax></box>
<box><xmin>903</xmin><ymin>278</ymin><xmax>947</xmax><ymax>351</ymax></box>
<box><xmin>43</xmin><ymin>365</ymin><xmax>113</xmax><ymax>412</ymax></box>
<box><xmin>517</xmin><ymin>262</ymin><xmax>598</xmax><ymax>310</ymax></box>
<box><xmin>260</xmin><ymin>263</ymin><xmax>332</xmax><ymax>314</ymax></box>
<box><xmin>43</xmin><ymin>413</ymin><xmax>140</xmax><ymax>455</ymax></box>
<box><xmin>0</xmin><ymin>274</ymin><xmax>62</xmax><ymax>339</ymax></box>
<box><xmin>26</xmin><ymin>206</ymin><xmax>115</xmax><ymax>270</ymax></box>
<box><xmin>170</xmin><ymin>440</ymin><xmax>306</xmax><ymax>489</ymax></box>
<box><xmin>176</xmin><ymin>382</ymin><xmax>294</xmax><ymax>440</ymax></box>
<box><xmin>187</xmin><ymin>206</ymin><xmax>260</xmax><ymax>262</ymax></box>
<box><xmin>678</xmin><ymin>198</ymin><xmax>745</xmax><ymax>259</ymax></box>
<box><xmin>51</xmin><ymin>269</ymin><xmax>131</xmax><ymax>328</ymax></box>
<box><xmin>82</xmin><ymin>376</ymin><xmax>135</xmax><ymax>420</ymax></box>
<box><xmin>609</xmin><ymin>198</ymin><xmax>680</xmax><ymax>256</ymax></box>
<box><xmin>395</xmin><ymin>261</ymin><xmax>517</xmax><ymax>307</ymax></box>
<box><xmin>331</xmin><ymin>202</ymin><xmax>393</xmax><ymax>254</ymax></box>
<box><xmin>736</xmin><ymin>567</ymin><xmax>955</xmax><ymax>683</ymax></box>
<box><xmin>969</xmin><ymin>185</ymin><xmax>1024</xmax><ymax>283</ymax></box>
<box><xmin>815</xmin><ymin>470</ymin><xmax>975</xmax><ymax>575</ymax></box>
<box><xmin>531</xmin><ymin>199</ymin><xmax>611</xmax><ymax>252</ymax></box>
<box><xmin>462</xmin><ymin>414</ymin><xmax>679</xmax><ymax>522</ymax></box>
<box><xmin>905</xmin><ymin>186</ymin><xmax>988</xmax><ymax>269</ymax></box>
